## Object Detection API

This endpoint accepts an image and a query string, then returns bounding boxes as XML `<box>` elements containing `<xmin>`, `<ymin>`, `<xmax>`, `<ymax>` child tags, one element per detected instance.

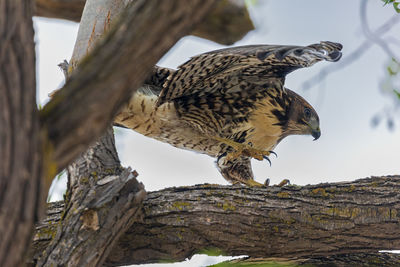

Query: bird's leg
<box><xmin>216</xmin><ymin>154</ymin><xmax>266</xmax><ymax>187</ymax></box>
<box><xmin>214</xmin><ymin>137</ymin><xmax>276</xmax><ymax>163</ymax></box>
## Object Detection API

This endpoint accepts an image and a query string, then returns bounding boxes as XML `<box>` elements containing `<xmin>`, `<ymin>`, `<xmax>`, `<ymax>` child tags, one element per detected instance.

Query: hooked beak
<box><xmin>311</xmin><ymin>128</ymin><xmax>321</xmax><ymax>140</ymax></box>
<box><xmin>306</xmin><ymin>117</ymin><xmax>321</xmax><ymax>141</ymax></box>
<box><xmin>304</xmin><ymin>117</ymin><xmax>321</xmax><ymax>140</ymax></box>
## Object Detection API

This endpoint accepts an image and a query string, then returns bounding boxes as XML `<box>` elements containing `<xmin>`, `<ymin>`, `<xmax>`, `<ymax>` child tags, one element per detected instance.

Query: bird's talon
<box><xmin>277</xmin><ymin>179</ymin><xmax>290</xmax><ymax>187</ymax></box>
<box><xmin>245</xmin><ymin>179</ymin><xmax>265</xmax><ymax>187</ymax></box>
<box><xmin>252</xmin><ymin>153</ymin><xmax>264</xmax><ymax>161</ymax></box>
<box><xmin>263</xmin><ymin>156</ymin><xmax>272</xmax><ymax>166</ymax></box>
<box><xmin>269</xmin><ymin>151</ymin><xmax>278</xmax><ymax>157</ymax></box>
<box><xmin>264</xmin><ymin>178</ymin><xmax>270</xmax><ymax>186</ymax></box>
<box><xmin>215</xmin><ymin>138</ymin><xmax>276</xmax><ymax>164</ymax></box>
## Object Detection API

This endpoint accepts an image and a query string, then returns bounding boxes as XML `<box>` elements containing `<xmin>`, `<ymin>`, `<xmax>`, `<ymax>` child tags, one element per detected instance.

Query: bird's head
<box><xmin>285</xmin><ymin>89</ymin><xmax>320</xmax><ymax>140</ymax></box>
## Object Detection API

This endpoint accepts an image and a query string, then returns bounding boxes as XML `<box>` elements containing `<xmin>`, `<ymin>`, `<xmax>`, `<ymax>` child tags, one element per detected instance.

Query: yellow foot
<box><xmin>277</xmin><ymin>179</ymin><xmax>290</xmax><ymax>187</ymax></box>
<box><xmin>215</xmin><ymin>137</ymin><xmax>275</xmax><ymax>162</ymax></box>
<box><xmin>243</xmin><ymin>179</ymin><xmax>266</xmax><ymax>187</ymax></box>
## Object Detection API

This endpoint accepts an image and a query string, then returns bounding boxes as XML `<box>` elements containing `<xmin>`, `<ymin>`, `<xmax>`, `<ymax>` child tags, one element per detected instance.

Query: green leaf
<box><xmin>387</xmin><ymin>58</ymin><xmax>400</xmax><ymax>75</ymax></box>
<box><xmin>382</xmin><ymin>0</ymin><xmax>395</xmax><ymax>6</ymax></box>
<box><xmin>56</xmin><ymin>170</ymin><xmax>65</xmax><ymax>181</ymax></box>
<box><xmin>245</xmin><ymin>0</ymin><xmax>258</xmax><ymax>8</ymax></box>
<box><xmin>387</xmin><ymin>66</ymin><xmax>396</xmax><ymax>75</ymax></box>
<box><xmin>394</xmin><ymin>89</ymin><xmax>400</xmax><ymax>99</ymax></box>
<box><xmin>394</xmin><ymin>2</ymin><xmax>400</xmax><ymax>12</ymax></box>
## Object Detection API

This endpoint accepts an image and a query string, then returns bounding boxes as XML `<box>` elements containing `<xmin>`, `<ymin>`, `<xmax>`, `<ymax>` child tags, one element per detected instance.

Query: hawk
<box><xmin>115</xmin><ymin>41</ymin><xmax>342</xmax><ymax>186</ymax></box>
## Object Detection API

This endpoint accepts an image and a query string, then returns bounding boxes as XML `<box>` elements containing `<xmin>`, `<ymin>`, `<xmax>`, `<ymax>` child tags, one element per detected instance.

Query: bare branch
<box><xmin>360</xmin><ymin>0</ymin><xmax>397</xmax><ymax>59</ymax></box>
<box><xmin>221</xmin><ymin>253</ymin><xmax>400</xmax><ymax>267</ymax></box>
<box><xmin>0</xmin><ymin>2</ymin><xmax>44</xmax><ymax>266</ymax></box>
<box><xmin>191</xmin><ymin>0</ymin><xmax>254</xmax><ymax>45</ymax></box>
<box><xmin>35</xmin><ymin>0</ymin><xmax>85</xmax><ymax>21</ymax></box>
<box><xmin>33</xmin><ymin>0</ymin><xmax>253</xmax><ymax>45</ymax></box>
<box><xmin>31</xmin><ymin>176</ymin><xmax>400</xmax><ymax>266</ymax></box>
<box><xmin>302</xmin><ymin>14</ymin><xmax>400</xmax><ymax>91</ymax></box>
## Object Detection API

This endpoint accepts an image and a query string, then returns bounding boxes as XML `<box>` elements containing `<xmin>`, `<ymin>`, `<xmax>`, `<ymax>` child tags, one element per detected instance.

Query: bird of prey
<box><xmin>115</xmin><ymin>41</ymin><xmax>342</xmax><ymax>186</ymax></box>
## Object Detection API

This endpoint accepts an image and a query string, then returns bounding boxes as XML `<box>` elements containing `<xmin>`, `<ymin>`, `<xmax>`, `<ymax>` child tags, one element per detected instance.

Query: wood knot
<box><xmin>80</xmin><ymin>209</ymin><xmax>100</xmax><ymax>231</ymax></box>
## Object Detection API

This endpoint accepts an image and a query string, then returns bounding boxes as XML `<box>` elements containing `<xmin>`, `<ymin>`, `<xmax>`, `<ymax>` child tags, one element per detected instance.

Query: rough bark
<box><xmin>0</xmin><ymin>2</ymin><xmax>44</xmax><ymax>266</ymax></box>
<box><xmin>216</xmin><ymin>254</ymin><xmax>400</xmax><ymax>267</ymax></box>
<box><xmin>191</xmin><ymin>0</ymin><xmax>254</xmax><ymax>45</ymax></box>
<box><xmin>39</xmin><ymin>0</ymin><xmax>217</xmax><ymax>174</ymax></box>
<box><xmin>31</xmin><ymin>176</ymin><xmax>400</xmax><ymax>266</ymax></box>
<box><xmin>35</xmin><ymin>0</ymin><xmax>85</xmax><ymax>21</ymax></box>
<box><xmin>69</xmin><ymin>0</ymin><xmax>127</xmax><ymax>63</ymax></box>
<box><xmin>34</xmin><ymin>0</ymin><xmax>253</xmax><ymax>45</ymax></box>
<box><xmin>34</xmin><ymin>129</ymin><xmax>146</xmax><ymax>266</ymax></box>
<box><xmin>300</xmin><ymin>252</ymin><xmax>400</xmax><ymax>267</ymax></box>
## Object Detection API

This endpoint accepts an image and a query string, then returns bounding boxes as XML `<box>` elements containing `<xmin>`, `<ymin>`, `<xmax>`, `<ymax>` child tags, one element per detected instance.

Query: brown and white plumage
<box><xmin>115</xmin><ymin>41</ymin><xmax>342</xmax><ymax>186</ymax></box>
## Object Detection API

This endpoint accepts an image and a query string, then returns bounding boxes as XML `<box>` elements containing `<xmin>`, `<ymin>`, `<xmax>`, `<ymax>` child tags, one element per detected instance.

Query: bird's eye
<box><xmin>304</xmin><ymin>107</ymin><xmax>311</xmax><ymax>120</ymax></box>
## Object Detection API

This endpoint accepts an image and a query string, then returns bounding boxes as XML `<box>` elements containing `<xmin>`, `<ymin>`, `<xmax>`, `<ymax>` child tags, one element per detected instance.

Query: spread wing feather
<box><xmin>156</xmin><ymin>41</ymin><xmax>342</xmax><ymax>106</ymax></box>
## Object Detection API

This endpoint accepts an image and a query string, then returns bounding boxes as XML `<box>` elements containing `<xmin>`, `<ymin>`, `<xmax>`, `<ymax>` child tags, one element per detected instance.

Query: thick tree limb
<box><xmin>39</xmin><ymin>0</ymin><xmax>217</xmax><ymax>174</ymax></box>
<box><xmin>31</xmin><ymin>176</ymin><xmax>400</xmax><ymax>266</ymax></box>
<box><xmin>34</xmin><ymin>0</ymin><xmax>253</xmax><ymax>45</ymax></box>
<box><xmin>0</xmin><ymin>2</ymin><xmax>44</xmax><ymax>266</ymax></box>
<box><xmin>34</xmin><ymin>129</ymin><xmax>146</xmax><ymax>266</ymax></box>
<box><xmin>188</xmin><ymin>0</ymin><xmax>254</xmax><ymax>45</ymax></box>
<box><xmin>213</xmin><ymin>254</ymin><xmax>400</xmax><ymax>267</ymax></box>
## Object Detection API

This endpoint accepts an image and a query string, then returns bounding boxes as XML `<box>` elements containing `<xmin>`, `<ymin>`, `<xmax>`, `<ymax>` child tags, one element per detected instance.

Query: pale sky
<box><xmin>34</xmin><ymin>0</ymin><xmax>400</xmax><ymax>266</ymax></box>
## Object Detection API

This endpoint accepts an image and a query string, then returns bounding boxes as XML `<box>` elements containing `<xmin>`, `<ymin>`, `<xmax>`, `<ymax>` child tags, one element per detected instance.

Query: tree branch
<box><xmin>0</xmin><ymin>2</ymin><xmax>44</xmax><ymax>266</ymax></box>
<box><xmin>31</xmin><ymin>176</ymin><xmax>400</xmax><ymax>266</ymax></box>
<box><xmin>39</xmin><ymin>0</ymin><xmax>217</xmax><ymax>174</ymax></box>
<box><xmin>190</xmin><ymin>0</ymin><xmax>254</xmax><ymax>45</ymax></box>
<box><xmin>34</xmin><ymin>0</ymin><xmax>253</xmax><ymax>45</ymax></box>
<box><xmin>360</xmin><ymin>0</ymin><xmax>397</xmax><ymax>60</ymax></box>
<box><xmin>34</xmin><ymin>129</ymin><xmax>146</xmax><ymax>266</ymax></box>
<box><xmin>35</xmin><ymin>0</ymin><xmax>85</xmax><ymax>21</ymax></box>
<box><xmin>302</xmin><ymin>12</ymin><xmax>400</xmax><ymax>91</ymax></box>
<box><xmin>215</xmin><ymin>253</ymin><xmax>400</xmax><ymax>267</ymax></box>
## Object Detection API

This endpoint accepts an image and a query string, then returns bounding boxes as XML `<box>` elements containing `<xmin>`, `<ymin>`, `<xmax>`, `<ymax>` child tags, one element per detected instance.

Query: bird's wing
<box><xmin>156</xmin><ymin>41</ymin><xmax>342</xmax><ymax>106</ymax></box>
